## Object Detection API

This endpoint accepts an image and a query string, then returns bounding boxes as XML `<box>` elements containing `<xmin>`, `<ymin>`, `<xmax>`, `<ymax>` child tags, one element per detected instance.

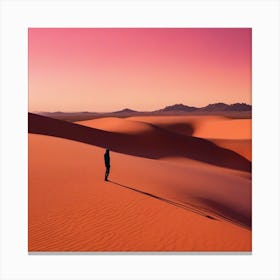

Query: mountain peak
<box><xmin>159</xmin><ymin>104</ymin><xmax>198</xmax><ymax>112</ymax></box>
<box><xmin>201</xmin><ymin>102</ymin><xmax>251</xmax><ymax>112</ymax></box>
<box><xmin>113</xmin><ymin>108</ymin><xmax>137</xmax><ymax>114</ymax></box>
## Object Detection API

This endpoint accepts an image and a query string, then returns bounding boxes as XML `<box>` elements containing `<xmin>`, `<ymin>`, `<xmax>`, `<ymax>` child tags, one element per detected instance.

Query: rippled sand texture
<box><xmin>28</xmin><ymin>114</ymin><xmax>251</xmax><ymax>251</ymax></box>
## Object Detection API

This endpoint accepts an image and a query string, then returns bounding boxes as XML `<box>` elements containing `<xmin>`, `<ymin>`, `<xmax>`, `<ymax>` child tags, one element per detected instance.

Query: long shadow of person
<box><xmin>108</xmin><ymin>180</ymin><xmax>219</xmax><ymax>223</ymax></box>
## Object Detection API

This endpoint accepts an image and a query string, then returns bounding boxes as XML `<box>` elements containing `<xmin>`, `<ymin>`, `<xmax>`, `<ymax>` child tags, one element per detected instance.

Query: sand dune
<box><xmin>29</xmin><ymin>113</ymin><xmax>251</xmax><ymax>251</ymax></box>
<box><xmin>29</xmin><ymin>134</ymin><xmax>251</xmax><ymax>251</ymax></box>
<box><xmin>126</xmin><ymin>115</ymin><xmax>252</xmax><ymax>161</ymax></box>
<box><xmin>77</xmin><ymin>117</ymin><xmax>153</xmax><ymax>134</ymax></box>
<box><xmin>78</xmin><ymin>116</ymin><xmax>196</xmax><ymax>136</ymax></box>
<box><xmin>29</xmin><ymin>113</ymin><xmax>251</xmax><ymax>172</ymax></box>
<box><xmin>194</xmin><ymin>118</ymin><xmax>251</xmax><ymax>140</ymax></box>
<box><xmin>209</xmin><ymin>139</ymin><xmax>251</xmax><ymax>161</ymax></box>
<box><xmin>127</xmin><ymin>115</ymin><xmax>251</xmax><ymax>139</ymax></box>
<box><xmin>78</xmin><ymin>115</ymin><xmax>252</xmax><ymax>163</ymax></box>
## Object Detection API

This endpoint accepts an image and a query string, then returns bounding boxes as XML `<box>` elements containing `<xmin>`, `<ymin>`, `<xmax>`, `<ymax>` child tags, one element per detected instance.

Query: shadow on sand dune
<box><xmin>109</xmin><ymin>180</ymin><xmax>217</xmax><ymax>220</ymax></box>
<box><xmin>109</xmin><ymin>180</ymin><xmax>250</xmax><ymax>230</ymax></box>
<box><xmin>28</xmin><ymin>113</ymin><xmax>251</xmax><ymax>172</ymax></box>
<box><xmin>194</xmin><ymin>197</ymin><xmax>251</xmax><ymax>229</ymax></box>
<box><xmin>145</xmin><ymin>122</ymin><xmax>195</xmax><ymax>136</ymax></box>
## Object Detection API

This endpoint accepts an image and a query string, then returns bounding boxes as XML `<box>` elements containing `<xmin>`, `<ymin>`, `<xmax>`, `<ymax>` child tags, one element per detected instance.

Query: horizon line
<box><xmin>29</xmin><ymin>101</ymin><xmax>252</xmax><ymax>114</ymax></box>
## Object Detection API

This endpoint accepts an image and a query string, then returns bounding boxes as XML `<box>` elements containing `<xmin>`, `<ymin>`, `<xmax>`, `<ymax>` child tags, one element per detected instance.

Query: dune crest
<box><xmin>77</xmin><ymin>117</ymin><xmax>153</xmax><ymax>134</ymax></box>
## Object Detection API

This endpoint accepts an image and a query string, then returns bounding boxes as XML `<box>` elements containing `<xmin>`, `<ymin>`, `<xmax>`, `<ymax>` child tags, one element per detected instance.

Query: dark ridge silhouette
<box><xmin>200</xmin><ymin>102</ymin><xmax>252</xmax><ymax>112</ymax></box>
<box><xmin>157</xmin><ymin>102</ymin><xmax>251</xmax><ymax>113</ymax></box>
<box><xmin>28</xmin><ymin>113</ymin><xmax>251</xmax><ymax>172</ymax></box>
<box><xmin>109</xmin><ymin>181</ymin><xmax>250</xmax><ymax>230</ymax></box>
<box><xmin>37</xmin><ymin>102</ymin><xmax>251</xmax><ymax>118</ymax></box>
<box><xmin>113</xmin><ymin>108</ymin><xmax>138</xmax><ymax>114</ymax></box>
<box><xmin>36</xmin><ymin>102</ymin><xmax>251</xmax><ymax>121</ymax></box>
<box><xmin>200</xmin><ymin>102</ymin><xmax>230</xmax><ymax>112</ymax></box>
<box><xmin>158</xmin><ymin>103</ymin><xmax>198</xmax><ymax>112</ymax></box>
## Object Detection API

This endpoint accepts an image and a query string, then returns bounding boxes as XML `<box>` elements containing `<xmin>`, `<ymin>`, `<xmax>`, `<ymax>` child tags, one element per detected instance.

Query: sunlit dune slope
<box><xmin>29</xmin><ymin>134</ymin><xmax>251</xmax><ymax>251</ymax></box>
<box><xmin>77</xmin><ymin>116</ymin><xmax>195</xmax><ymax>136</ymax></box>
<box><xmin>77</xmin><ymin>117</ymin><xmax>153</xmax><ymax>134</ymax></box>
<box><xmin>193</xmin><ymin>118</ymin><xmax>251</xmax><ymax>140</ymax></box>
<box><xmin>210</xmin><ymin>139</ymin><xmax>251</xmax><ymax>161</ymax></box>
<box><xmin>127</xmin><ymin>115</ymin><xmax>251</xmax><ymax>139</ymax></box>
<box><xmin>127</xmin><ymin>116</ymin><xmax>251</xmax><ymax>160</ymax></box>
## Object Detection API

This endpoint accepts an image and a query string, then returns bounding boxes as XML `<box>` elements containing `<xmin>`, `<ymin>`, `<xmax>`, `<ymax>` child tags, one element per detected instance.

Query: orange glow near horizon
<box><xmin>28</xmin><ymin>28</ymin><xmax>251</xmax><ymax>112</ymax></box>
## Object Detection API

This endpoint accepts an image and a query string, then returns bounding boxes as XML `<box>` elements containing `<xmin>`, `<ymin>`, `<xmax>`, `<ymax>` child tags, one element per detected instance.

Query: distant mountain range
<box><xmin>36</xmin><ymin>102</ymin><xmax>251</xmax><ymax>121</ymax></box>
<box><xmin>43</xmin><ymin>102</ymin><xmax>251</xmax><ymax>114</ymax></box>
<box><xmin>158</xmin><ymin>102</ymin><xmax>251</xmax><ymax>112</ymax></box>
<box><xmin>158</xmin><ymin>104</ymin><xmax>198</xmax><ymax>112</ymax></box>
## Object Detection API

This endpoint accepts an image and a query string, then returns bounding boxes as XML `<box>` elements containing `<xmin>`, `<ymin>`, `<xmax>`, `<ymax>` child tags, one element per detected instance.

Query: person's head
<box><xmin>106</xmin><ymin>148</ymin><xmax>110</xmax><ymax>153</ymax></box>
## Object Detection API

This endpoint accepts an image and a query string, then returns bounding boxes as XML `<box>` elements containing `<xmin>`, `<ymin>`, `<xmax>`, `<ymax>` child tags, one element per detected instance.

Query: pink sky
<box><xmin>28</xmin><ymin>28</ymin><xmax>251</xmax><ymax>112</ymax></box>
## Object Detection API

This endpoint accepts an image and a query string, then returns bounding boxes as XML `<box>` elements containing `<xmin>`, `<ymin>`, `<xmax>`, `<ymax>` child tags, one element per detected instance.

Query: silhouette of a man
<box><xmin>104</xmin><ymin>149</ymin><xmax>110</xmax><ymax>181</ymax></box>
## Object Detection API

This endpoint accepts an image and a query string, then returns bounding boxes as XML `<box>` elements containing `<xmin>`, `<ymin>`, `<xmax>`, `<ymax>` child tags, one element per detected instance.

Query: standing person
<box><xmin>104</xmin><ymin>149</ymin><xmax>110</xmax><ymax>181</ymax></box>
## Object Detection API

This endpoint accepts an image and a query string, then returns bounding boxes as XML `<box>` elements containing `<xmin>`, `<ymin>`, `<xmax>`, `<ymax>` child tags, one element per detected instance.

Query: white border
<box><xmin>1</xmin><ymin>0</ymin><xmax>279</xmax><ymax>279</ymax></box>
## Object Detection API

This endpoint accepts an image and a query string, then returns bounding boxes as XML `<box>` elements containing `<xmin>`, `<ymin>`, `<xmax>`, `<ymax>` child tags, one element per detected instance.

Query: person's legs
<box><xmin>105</xmin><ymin>165</ymin><xmax>110</xmax><ymax>181</ymax></box>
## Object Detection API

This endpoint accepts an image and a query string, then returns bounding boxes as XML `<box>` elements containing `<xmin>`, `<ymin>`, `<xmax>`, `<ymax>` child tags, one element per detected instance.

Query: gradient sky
<box><xmin>29</xmin><ymin>28</ymin><xmax>251</xmax><ymax>112</ymax></box>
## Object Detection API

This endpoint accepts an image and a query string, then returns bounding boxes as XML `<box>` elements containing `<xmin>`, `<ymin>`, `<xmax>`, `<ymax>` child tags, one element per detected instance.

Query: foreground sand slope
<box><xmin>77</xmin><ymin>116</ymin><xmax>251</xmax><ymax>227</ymax></box>
<box><xmin>29</xmin><ymin>134</ymin><xmax>251</xmax><ymax>251</ymax></box>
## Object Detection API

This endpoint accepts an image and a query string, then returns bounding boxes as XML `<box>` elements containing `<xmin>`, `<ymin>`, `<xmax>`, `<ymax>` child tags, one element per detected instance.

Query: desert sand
<box><xmin>126</xmin><ymin>116</ymin><xmax>252</xmax><ymax>160</ymax></box>
<box><xmin>28</xmin><ymin>114</ymin><xmax>251</xmax><ymax>251</ymax></box>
